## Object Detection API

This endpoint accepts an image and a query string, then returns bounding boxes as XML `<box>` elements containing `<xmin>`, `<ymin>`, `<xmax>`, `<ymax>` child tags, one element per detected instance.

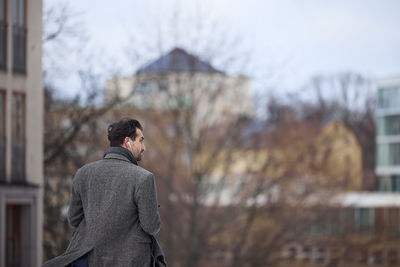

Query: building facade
<box><xmin>281</xmin><ymin>192</ymin><xmax>400</xmax><ymax>265</ymax></box>
<box><xmin>0</xmin><ymin>0</ymin><xmax>43</xmax><ymax>266</ymax></box>
<box><xmin>279</xmin><ymin>77</ymin><xmax>400</xmax><ymax>266</ymax></box>
<box><xmin>105</xmin><ymin>47</ymin><xmax>254</xmax><ymax>128</ymax></box>
<box><xmin>376</xmin><ymin>76</ymin><xmax>400</xmax><ymax>192</ymax></box>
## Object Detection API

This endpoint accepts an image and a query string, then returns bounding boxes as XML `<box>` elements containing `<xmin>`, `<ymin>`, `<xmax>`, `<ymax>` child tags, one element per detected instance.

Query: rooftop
<box><xmin>137</xmin><ymin>47</ymin><xmax>223</xmax><ymax>74</ymax></box>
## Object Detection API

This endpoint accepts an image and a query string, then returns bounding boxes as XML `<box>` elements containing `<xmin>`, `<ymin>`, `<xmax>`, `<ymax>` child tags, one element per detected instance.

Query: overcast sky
<box><xmin>47</xmin><ymin>0</ymin><xmax>400</xmax><ymax>98</ymax></box>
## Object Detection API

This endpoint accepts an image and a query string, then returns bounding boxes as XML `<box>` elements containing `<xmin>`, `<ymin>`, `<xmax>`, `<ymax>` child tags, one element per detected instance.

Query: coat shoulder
<box><xmin>134</xmin><ymin>165</ymin><xmax>153</xmax><ymax>177</ymax></box>
<box><xmin>74</xmin><ymin>159</ymin><xmax>153</xmax><ymax>182</ymax></box>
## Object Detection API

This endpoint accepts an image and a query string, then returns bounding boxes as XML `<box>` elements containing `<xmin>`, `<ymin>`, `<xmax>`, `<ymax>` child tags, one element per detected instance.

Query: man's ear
<box><xmin>123</xmin><ymin>137</ymin><xmax>130</xmax><ymax>145</ymax></box>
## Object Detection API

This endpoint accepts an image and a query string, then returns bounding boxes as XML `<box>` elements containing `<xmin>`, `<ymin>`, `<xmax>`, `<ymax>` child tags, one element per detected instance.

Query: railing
<box><xmin>12</xmin><ymin>25</ymin><xmax>26</xmax><ymax>74</ymax></box>
<box><xmin>0</xmin><ymin>21</ymin><xmax>6</xmax><ymax>70</ymax></box>
<box><xmin>11</xmin><ymin>139</ymin><xmax>25</xmax><ymax>183</ymax></box>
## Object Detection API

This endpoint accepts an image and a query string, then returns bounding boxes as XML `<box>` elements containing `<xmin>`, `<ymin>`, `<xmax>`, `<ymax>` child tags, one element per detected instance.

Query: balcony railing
<box><xmin>11</xmin><ymin>139</ymin><xmax>25</xmax><ymax>183</ymax></box>
<box><xmin>0</xmin><ymin>21</ymin><xmax>6</xmax><ymax>70</ymax></box>
<box><xmin>12</xmin><ymin>25</ymin><xmax>26</xmax><ymax>74</ymax></box>
<box><xmin>0</xmin><ymin>137</ymin><xmax>5</xmax><ymax>181</ymax></box>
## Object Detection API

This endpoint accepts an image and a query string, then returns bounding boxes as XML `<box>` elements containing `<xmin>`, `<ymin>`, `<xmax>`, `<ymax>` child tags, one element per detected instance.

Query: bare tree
<box><xmin>101</xmin><ymin>9</ymin><xmax>371</xmax><ymax>266</ymax></box>
<box><xmin>42</xmin><ymin>2</ymin><xmax>378</xmax><ymax>266</ymax></box>
<box><xmin>42</xmin><ymin>1</ymin><xmax>128</xmax><ymax>259</ymax></box>
<box><xmin>298</xmin><ymin>73</ymin><xmax>376</xmax><ymax>189</ymax></box>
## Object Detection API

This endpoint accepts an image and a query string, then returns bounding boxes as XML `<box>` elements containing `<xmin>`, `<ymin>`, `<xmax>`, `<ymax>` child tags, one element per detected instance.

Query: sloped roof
<box><xmin>137</xmin><ymin>47</ymin><xmax>223</xmax><ymax>74</ymax></box>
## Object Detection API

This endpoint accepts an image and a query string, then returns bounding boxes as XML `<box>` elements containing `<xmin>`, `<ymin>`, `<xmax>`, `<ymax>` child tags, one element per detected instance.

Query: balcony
<box><xmin>11</xmin><ymin>139</ymin><xmax>25</xmax><ymax>183</ymax></box>
<box><xmin>12</xmin><ymin>25</ymin><xmax>26</xmax><ymax>74</ymax></box>
<box><xmin>0</xmin><ymin>21</ymin><xmax>6</xmax><ymax>70</ymax></box>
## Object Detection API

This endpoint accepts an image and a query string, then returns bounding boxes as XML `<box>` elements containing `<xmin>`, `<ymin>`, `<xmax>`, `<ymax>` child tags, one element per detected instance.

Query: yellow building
<box><xmin>208</xmin><ymin>119</ymin><xmax>363</xmax><ymax>198</ymax></box>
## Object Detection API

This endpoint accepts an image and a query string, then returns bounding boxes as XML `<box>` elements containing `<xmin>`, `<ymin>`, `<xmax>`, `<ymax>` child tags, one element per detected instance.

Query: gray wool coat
<box><xmin>42</xmin><ymin>153</ymin><xmax>161</xmax><ymax>267</ymax></box>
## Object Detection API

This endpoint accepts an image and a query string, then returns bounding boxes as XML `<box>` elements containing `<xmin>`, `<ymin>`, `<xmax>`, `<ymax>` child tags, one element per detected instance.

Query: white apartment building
<box><xmin>0</xmin><ymin>0</ymin><xmax>43</xmax><ymax>266</ymax></box>
<box><xmin>376</xmin><ymin>76</ymin><xmax>400</xmax><ymax>192</ymax></box>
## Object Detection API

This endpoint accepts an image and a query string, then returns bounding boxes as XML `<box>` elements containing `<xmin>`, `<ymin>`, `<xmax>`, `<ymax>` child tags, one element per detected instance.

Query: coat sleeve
<box><xmin>135</xmin><ymin>173</ymin><xmax>161</xmax><ymax>235</ymax></box>
<box><xmin>68</xmin><ymin>174</ymin><xmax>84</xmax><ymax>228</ymax></box>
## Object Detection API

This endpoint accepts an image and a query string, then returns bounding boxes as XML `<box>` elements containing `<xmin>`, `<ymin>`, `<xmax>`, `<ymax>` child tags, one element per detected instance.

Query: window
<box><xmin>387</xmin><ymin>208</ymin><xmax>400</xmax><ymax>234</ymax></box>
<box><xmin>377</xmin><ymin>143</ymin><xmax>400</xmax><ymax>166</ymax></box>
<box><xmin>0</xmin><ymin>90</ymin><xmax>5</xmax><ymax>180</ymax></box>
<box><xmin>0</xmin><ymin>0</ymin><xmax>6</xmax><ymax>69</ymax></box>
<box><xmin>340</xmin><ymin>208</ymin><xmax>354</xmax><ymax>232</ymax></box>
<box><xmin>343</xmin><ymin>207</ymin><xmax>375</xmax><ymax>233</ymax></box>
<box><xmin>379</xmin><ymin>176</ymin><xmax>391</xmax><ymax>192</ymax></box>
<box><xmin>12</xmin><ymin>0</ymin><xmax>26</xmax><ymax>74</ymax></box>
<box><xmin>390</xmin><ymin>144</ymin><xmax>400</xmax><ymax>165</ymax></box>
<box><xmin>6</xmin><ymin>204</ymin><xmax>22</xmax><ymax>267</ymax></box>
<box><xmin>358</xmin><ymin>208</ymin><xmax>375</xmax><ymax>233</ymax></box>
<box><xmin>379</xmin><ymin>176</ymin><xmax>400</xmax><ymax>192</ymax></box>
<box><xmin>11</xmin><ymin>93</ymin><xmax>25</xmax><ymax>182</ymax></box>
<box><xmin>377</xmin><ymin>144</ymin><xmax>389</xmax><ymax>167</ymax></box>
<box><xmin>391</xmin><ymin>176</ymin><xmax>400</xmax><ymax>192</ymax></box>
<box><xmin>136</xmin><ymin>82</ymin><xmax>150</xmax><ymax>94</ymax></box>
<box><xmin>378</xmin><ymin>115</ymin><xmax>400</xmax><ymax>136</ymax></box>
<box><xmin>378</xmin><ymin>87</ymin><xmax>400</xmax><ymax>110</ymax></box>
<box><xmin>386</xmin><ymin>116</ymin><xmax>400</xmax><ymax>135</ymax></box>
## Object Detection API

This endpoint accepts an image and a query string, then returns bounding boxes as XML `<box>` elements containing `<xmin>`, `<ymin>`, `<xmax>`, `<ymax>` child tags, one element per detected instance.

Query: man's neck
<box><xmin>104</xmin><ymin>146</ymin><xmax>138</xmax><ymax>165</ymax></box>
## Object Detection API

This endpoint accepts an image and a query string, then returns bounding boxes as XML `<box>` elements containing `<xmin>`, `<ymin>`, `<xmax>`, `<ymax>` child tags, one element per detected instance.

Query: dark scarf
<box><xmin>104</xmin><ymin>146</ymin><xmax>138</xmax><ymax>166</ymax></box>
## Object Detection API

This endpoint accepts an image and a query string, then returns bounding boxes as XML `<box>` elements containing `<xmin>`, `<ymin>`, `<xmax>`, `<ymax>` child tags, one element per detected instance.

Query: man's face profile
<box><xmin>128</xmin><ymin>128</ymin><xmax>146</xmax><ymax>161</ymax></box>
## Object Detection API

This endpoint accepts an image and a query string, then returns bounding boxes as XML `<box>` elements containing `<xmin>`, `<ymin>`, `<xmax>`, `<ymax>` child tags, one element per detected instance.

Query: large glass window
<box><xmin>392</xmin><ymin>176</ymin><xmax>400</xmax><ymax>192</ymax></box>
<box><xmin>0</xmin><ymin>0</ymin><xmax>6</xmax><ymax>70</ymax></box>
<box><xmin>11</xmin><ymin>93</ymin><xmax>25</xmax><ymax>182</ymax></box>
<box><xmin>342</xmin><ymin>208</ymin><xmax>375</xmax><ymax>233</ymax></box>
<box><xmin>377</xmin><ymin>143</ymin><xmax>400</xmax><ymax>166</ymax></box>
<box><xmin>390</xmin><ymin>144</ymin><xmax>400</xmax><ymax>166</ymax></box>
<box><xmin>12</xmin><ymin>0</ymin><xmax>26</xmax><ymax>74</ymax></box>
<box><xmin>377</xmin><ymin>144</ymin><xmax>390</xmax><ymax>166</ymax></box>
<box><xmin>377</xmin><ymin>115</ymin><xmax>400</xmax><ymax>136</ymax></box>
<box><xmin>379</xmin><ymin>176</ymin><xmax>400</xmax><ymax>192</ymax></box>
<box><xmin>378</xmin><ymin>87</ymin><xmax>400</xmax><ymax>110</ymax></box>
<box><xmin>6</xmin><ymin>204</ymin><xmax>22</xmax><ymax>267</ymax></box>
<box><xmin>386</xmin><ymin>116</ymin><xmax>400</xmax><ymax>135</ymax></box>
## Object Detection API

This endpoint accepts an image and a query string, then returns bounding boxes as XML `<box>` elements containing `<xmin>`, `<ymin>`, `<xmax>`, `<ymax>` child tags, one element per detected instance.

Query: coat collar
<box><xmin>103</xmin><ymin>147</ymin><xmax>138</xmax><ymax>165</ymax></box>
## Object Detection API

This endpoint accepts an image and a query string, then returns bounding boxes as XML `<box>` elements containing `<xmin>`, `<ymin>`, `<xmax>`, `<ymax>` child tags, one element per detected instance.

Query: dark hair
<box><xmin>107</xmin><ymin>118</ymin><xmax>143</xmax><ymax>147</ymax></box>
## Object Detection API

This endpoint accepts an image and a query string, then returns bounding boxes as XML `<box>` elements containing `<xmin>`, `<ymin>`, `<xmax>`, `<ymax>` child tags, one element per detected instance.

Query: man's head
<box><xmin>107</xmin><ymin>118</ymin><xmax>146</xmax><ymax>161</ymax></box>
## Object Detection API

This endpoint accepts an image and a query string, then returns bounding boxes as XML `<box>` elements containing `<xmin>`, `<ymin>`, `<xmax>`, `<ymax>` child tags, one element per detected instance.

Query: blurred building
<box><xmin>203</xmin><ymin>116</ymin><xmax>400</xmax><ymax>265</ymax></box>
<box><xmin>281</xmin><ymin>192</ymin><xmax>400</xmax><ymax>265</ymax></box>
<box><xmin>376</xmin><ymin>76</ymin><xmax>400</xmax><ymax>192</ymax></box>
<box><xmin>105</xmin><ymin>47</ymin><xmax>254</xmax><ymax>127</ymax></box>
<box><xmin>280</xmin><ymin>77</ymin><xmax>400</xmax><ymax>266</ymax></box>
<box><xmin>208</xmin><ymin>119</ymin><xmax>363</xmax><ymax>198</ymax></box>
<box><xmin>0</xmin><ymin>0</ymin><xmax>43</xmax><ymax>266</ymax></box>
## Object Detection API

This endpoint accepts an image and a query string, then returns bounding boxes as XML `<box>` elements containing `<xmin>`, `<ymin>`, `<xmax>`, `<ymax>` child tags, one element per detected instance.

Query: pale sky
<box><xmin>46</xmin><ymin>0</ymin><xmax>400</xmax><ymax>99</ymax></box>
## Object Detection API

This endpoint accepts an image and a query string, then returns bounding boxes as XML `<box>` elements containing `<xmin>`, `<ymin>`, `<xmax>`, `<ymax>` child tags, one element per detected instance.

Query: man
<box><xmin>43</xmin><ymin>118</ymin><xmax>165</xmax><ymax>267</ymax></box>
